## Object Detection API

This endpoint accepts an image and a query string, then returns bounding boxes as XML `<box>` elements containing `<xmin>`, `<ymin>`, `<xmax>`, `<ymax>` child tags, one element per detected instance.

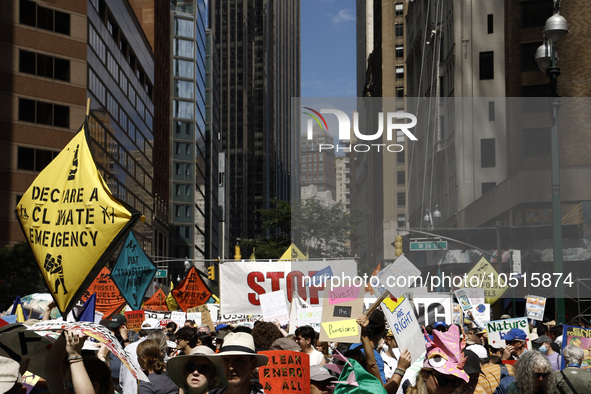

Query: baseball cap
<box><xmin>504</xmin><ymin>328</ymin><xmax>527</xmax><ymax>341</ymax></box>
<box><xmin>216</xmin><ymin>323</ymin><xmax>230</xmax><ymax>332</ymax></box>
<box><xmin>533</xmin><ymin>335</ymin><xmax>552</xmax><ymax>344</ymax></box>
<box><xmin>466</xmin><ymin>344</ymin><xmax>488</xmax><ymax>360</ymax></box>
<box><xmin>141</xmin><ymin>318</ymin><xmax>161</xmax><ymax>329</ymax></box>
<box><xmin>109</xmin><ymin>314</ymin><xmax>127</xmax><ymax>328</ymax></box>
<box><xmin>433</xmin><ymin>321</ymin><xmax>447</xmax><ymax>329</ymax></box>
<box><xmin>310</xmin><ymin>365</ymin><xmax>336</xmax><ymax>382</ymax></box>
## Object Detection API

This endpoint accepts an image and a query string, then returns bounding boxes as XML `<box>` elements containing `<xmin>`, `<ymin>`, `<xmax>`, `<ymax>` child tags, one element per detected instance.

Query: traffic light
<box><xmin>207</xmin><ymin>265</ymin><xmax>215</xmax><ymax>281</ymax></box>
<box><xmin>394</xmin><ymin>235</ymin><xmax>403</xmax><ymax>256</ymax></box>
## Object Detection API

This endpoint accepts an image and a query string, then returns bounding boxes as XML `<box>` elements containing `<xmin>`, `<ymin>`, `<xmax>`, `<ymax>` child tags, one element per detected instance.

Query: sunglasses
<box><xmin>535</xmin><ymin>372</ymin><xmax>550</xmax><ymax>378</ymax></box>
<box><xmin>185</xmin><ymin>362</ymin><xmax>211</xmax><ymax>375</ymax></box>
<box><xmin>430</xmin><ymin>371</ymin><xmax>463</xmax><ymax>388</ymax></box>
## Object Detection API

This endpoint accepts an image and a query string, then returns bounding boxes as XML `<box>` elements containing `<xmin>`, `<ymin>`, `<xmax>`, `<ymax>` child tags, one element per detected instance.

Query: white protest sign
<box><xmin>27</xmin><ymin>320</ymin><xmax>149</xmax><ymax>381</ymax></box>
<box><xmin>525</xmin><ymin>295</ymin><xmax>546</xmax><ymax>321</ymax></box>
<box><xmin>171</xmin><ymin>311</ymin><xmax>187</xmax><ymax>328</ymax></box>
<box><xmin>296</xmin><ymin>306</ymin><xmax>323</xmax><ymax>332</ymax></box>
<box><xmin>219</xmin><ymin>259</ymin><xmax>357</xmax><ymax>315</ymax></box>
<box><xmin>486</xmin><ymin>317</ymin><xmax>532</xmax><ymax>350</ymax></box>
<box><xmin>376</xmin><ymin>255</ymin><xmax>421</xmax><ymax>297</ymax></box>
<box><xmin>186</xmin><ymin>312</ymin><xmax>202</xmax><ymax>326</ymax></box>
<box><xmin>259</xmin><ymin>290</ymin><xmax>290</xmax><ymax>325</ymax></box>
<box><xmin>382</xmin><ymin>297</ymin><xmax>425</xmax><ymax>362</ymax></box>
<box><xmin>454</xmin><ymin>289</ymin><xmax>472</xmax><ymax>311</ymax></box>
<box><xmin>411</xmin><ymin>293</ymin><xmax>453</xmax><ymax>327</ymax></box>
<box><xmin>469</xmin><ymin>303</ymin><xmax>491</xmax><ymax>327</ymax></box>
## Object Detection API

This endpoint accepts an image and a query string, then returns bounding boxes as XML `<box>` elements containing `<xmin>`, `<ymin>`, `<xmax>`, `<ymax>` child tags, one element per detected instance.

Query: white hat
<box><xmin>166</xmin><ymin>346</ymin><xmax>223</xmax><ymax>390</ymax></box>
<box><xmin>214</xmin><ymin>332</ymin><xmax>269</xmax><ymax>367</ymax></box>
<box><xmin>0</xmin><ymin>356</ymin><xmax>21</xmax><ymax>393</ymax></box>
<box><xmin>466</xmin><ymin>344</ymin><xmax>488</xmax><ymax>360</ymax></box>
<box><xmin>141</xmin><ymin>318</ymin><xmax>161</xmax><ymax>329</ymax></box>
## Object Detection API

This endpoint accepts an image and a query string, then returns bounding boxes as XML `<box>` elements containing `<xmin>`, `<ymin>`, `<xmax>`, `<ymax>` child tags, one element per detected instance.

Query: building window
<box><xmin>395</xmin><ymin>45</ymin><xmax>404</xmax><ymax>58</ymax></box>
<box><xmin>396</xmin><ymin>87</ymin><xmax>404</xmax><ymax>98</ymax></box>
<box><xmin>395</xmin><ymin>24</ymin><xmax>404</xmax><ymax>38</ymax></box>
<box><xmin>174</xmin><ymin>59</ymin><xmax>194</xmax><ymax>79</ymax></box>
<box><xmin>481</xmin><ymin>138</ymin><xmax>496</xmax><ymax>168</ymax></box>
<box><xmin>487</xmin><ymin>14</ymin><xmax>493</xmax><ymax>34</ymax></box>
<box><xmin>489</xmin><ymin>101</ymin><xmax>495</xmax><ymax>121</ymax></box>
<box><xmin>17</xmin><ymin>146</ymin><xmax>58</xmax><ymax>171</ymax></box>
<box><xmin>18</xmin><ymin>98</ymin><xmax>69</xmax><ymax>128</ymax></box>
<box><xmin>482</xmin><ymin>182</ymin><xmax>496</xmax><ymax>195</ymax></box>
<box><xmin>397</xmin><ymin>192</ymin><xmax>406</xmax><ymax>206</ymax></box>
<box><xmin>397</xmin><ymin>171</ymin><xmax>405</xmax><ymax>185</ymax></box>
<box><xmin>19</xmin><ymin>50</ymin><xmax>70</xmax><ymax>81</ymax></box>
<box><xmin>397</xmin><ymin>214</ymin><xmax>405</xmax><ymax>228</ymax></box>
<box><xmin>20</xmin><ymin>0</ymin><xmax>71</xmax><ymax>35</ymax></box>
<box><xmin>523</xmin><ymin>128</ymin><xmax>550</xmax><ymax>157</ymax></box>
<box><xmin>397</xmin><ymin>150</ymin><xmax>405</xmax><ymax>164</ymax></box>
<box><xmin>174</xmin><ymin>18</ymin><xmax>195</xmax><ymax>38</ymax></box>
<box><xmin>521</xmin><ymin>1</ymin><xmax>554</xmax><ymax>28</ymax></box>
<box><xmin>479</xmin><ymin>51</ymin><xmax>494</xmax><ymax>80</ymax></box>
<box><xmin>395</xmin><ymin>3</ymin><xmax>404</xmax><ymax>16</ymax></box>
<box><xmin>395</xmin><ymin>66</ymin><xmax>404</xmax><ymax>80</ymax></box>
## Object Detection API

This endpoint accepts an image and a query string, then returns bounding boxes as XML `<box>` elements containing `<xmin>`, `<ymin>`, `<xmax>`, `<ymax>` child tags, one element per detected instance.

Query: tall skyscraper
<box><xmin>209</xmin><ymin>0</ymin><xmax>300</xmax><ymax>249</ymax></box>
<box><xmin>301</xmin><ymin>126</ymin><xmax>336</xmax><ymax>198</ymax></box>
<box><xmin>0</xmin><ymin>0</ymin><xmax>155</xmax><ymax>251</ymax></box>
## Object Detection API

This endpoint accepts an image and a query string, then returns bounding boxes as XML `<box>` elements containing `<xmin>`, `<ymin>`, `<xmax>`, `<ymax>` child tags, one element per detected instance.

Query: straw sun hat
<box><xmin>215</xmin><ymin>332</ymin><xmax>269</xmax><ymax>367</ymax></box>
<box><xmin>167</xmin><ymin>346</ymin><xmax>222</xmax><ymax>391</ymax></box>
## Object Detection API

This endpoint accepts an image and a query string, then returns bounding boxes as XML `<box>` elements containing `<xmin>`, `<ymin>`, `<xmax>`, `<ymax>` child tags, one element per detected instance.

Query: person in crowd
<box><xmin>176</xmin><ymin>326</ymin><xmax>200</xmax><ymax>355</ymax></box>
<box><xmin>551</xmin><ymin>344</ymin><xmax>591</xmax><ymax>393</ymax></box>
<box><xmin>549</xmin><ymin>325</ymin><xmax>564</xmax><ymax>347</ymax></box>
<box><xmin>101</xmin><ymin>313</ymin><xmax>131</xmax><ymax>392</ymax></box>
<box><xmin>120</xmin><ymin>318</ymin><xmax>163</xmax><ymax>394</ymax></box>
<box><xmin>380</xmin><ymin>329</ymin><xmax>401</xmax><ymax>380</ymax></box>
<box><xmin>468</xmin><ymin>344</ymin><xmax>515</xmax><ymax>394</ymax></box>
<box><xmin>433</xmin><ymin>321</ymin><xmax>447</xmax><ymax>333</ymax></box>
<box><xmin>295</xmin><ymin>325</ymin><xmax>326</xmax><ymax>366</ymax></box>
<box><xmin>198</xmin><ymin>333</ymin><xmax>216</xmax><ymax>352</ymax></box>
<box><xmin>167</xmin><ymin>346</ymin><xmax>223</xmax><ymax>394</ymax></box>
<box><xmin>505</xmin><ymin>350</ymin><xmax>555</xmax><ymax>393</ymax></box>
<box><xmin>407</xmin><ymin>324</ymin><xmax>469</xmax><ymax>394</ymax></box>
<box><xmin>45</xmin><ymin>330</ymin><xmax>114</xmax><ymax>394</ymax></box>
<box><xmin>349</xmin><ymin>310</ymin><xmax>387</xmax><ymax>383</ymax></box>
<box><xmin>270</xmin><ymin>337</ymin><xmax>300</xmax><ymax>351</ymax></box>
<box><xmin>310</xmin><ymin>365</ymin><xmax>337</xmax><ymax>394</ymax></box>
<box><xmin>251</xmin><ymin>321</ymin><xmax>283</xmax><ymax>351</ymax></box>
<box><xmin>137</xmin><ymin>339</ymin><xmax>177</xmax><ymax>394</ymax></box>
<box><xmin>209</xmin><ymin>332</ymin><xmax>268</xmax><ymax>394</ymax></box>
<box><xmin>198</xmin><ymin>324</ymin><xmax>211</xmax><ymax>335</ymax></box>
<box><xmin>532</xmin><ymin>335</ymin><xmax>560</xmax><ymax>371</ymax></box>
<box><xmin>215</xmin><ymin>330</ymin><xmax>230</xmax><ymax>353</ymax></box>
<box><xmin>0</xmin><ymin>356</ymin><xmax>24</xmax><ymax>394</ymax></box>
<box><xmin>185</xmin><ymin>320</ymin><xmax>196</xmax><ymax>328</ymax></box>
<box><xmin>166</xmin><ymin>322</ymin><xmax>178</xmax><ymax>341</ymax></box>
<box><xmin>314</xmin><ymin>338</ymin><xmax>331</xmax><ymax>364</ymax></box>
<box><xmin>233</xmin><ymin>326</ymin><xmax>252</xmax><ymax>334</ymax></box>
<box><xmin>501</xmin><ymin>328</ymin><xmax>529</xmax><ymax>360</ymax></box>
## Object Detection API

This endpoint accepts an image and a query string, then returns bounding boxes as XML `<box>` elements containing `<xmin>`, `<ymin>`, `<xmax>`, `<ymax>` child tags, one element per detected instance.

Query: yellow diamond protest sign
<box><xmin>15</xmin><ymin>123</ymin><xmax>141</xmax><ymax>317</ymax></box>
<box><xmin>463</xmin><ymin>257</ymin><xmax>507</xmax><ymax>304</ymax></box>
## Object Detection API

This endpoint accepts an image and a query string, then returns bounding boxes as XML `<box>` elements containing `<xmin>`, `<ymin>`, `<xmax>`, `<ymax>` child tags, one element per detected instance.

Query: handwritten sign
<box><xmin>296</xmin><ymin>307</ymin><xmax>322</xmax><ymax>332</ymax></box>
<box><xmin>328</xmin><ymin>285</ymin><xmax>361</xmax><ymax>305</ymax></box>
<box><xmin>125</xmin><ymin>310</ymin><xmax>145</xmax><ymax>332</ymax></box>
<box><xmin>27</xmin><ymin>320</ymin><xmax>149</xmax><ymax>381</ymax></box>
<box><xmin>321</xmin><ymin>319</ymin><xmax>358</xmax><ymax>339</ymax></box>
<box><xmin>454</xmin><ymin>289</ymin><xmax>472</xmax><ymax>311</ymax></box>
<box><xmin>525</xmin><ymin>295</ymin><xmax>546</xmax><ymax>321</ymax></box>
<box><xmin>376</xmin><ymin>255</ymin><xmax>422</xmax><ymax>296</ymax></box>
<box><xmin>333</xmin><ymin>306</ymin><xmax>352</xmax><ymax>318</ymax></box>
<box><xmin>319</xmin><ymin>279</ymin><xmax>363</xmax><ymax>343</ymax></box>
<box><xmin>15</xmin><ymin>125</ymin><xmax>141</xmax><ymax>317</ymax></box>
<box><xmin>382</xmin><ymin>297</ymin><xmax>425</xmax><ymax>362</ymax></box>
<box><xmin>258</xmin><ymin>351</ymin><xmax>310</xmax><ymax>392</ymax></box>
<box><xmin>260</xmin><ymin>290</ymin><xmax>290</xmax><ymax>325</ymax></box>
<box><xmin>486</xmin><ymin>317</ymin><xmax>531</xmax><ymax>350</ymax></box>
<box><xmin>171</xmin><ymin>266</ymin><xmax>212</xmax><ymax>310</ymax></box>
<box><xmin>81</xmin><ymin>267</ymin><xmax>126</xmax><ymax>319</ymax></box>
<box><xmin>171</xmin><ymin>311</ymin><xmax>187</xmax><ymax>328</ymax></box>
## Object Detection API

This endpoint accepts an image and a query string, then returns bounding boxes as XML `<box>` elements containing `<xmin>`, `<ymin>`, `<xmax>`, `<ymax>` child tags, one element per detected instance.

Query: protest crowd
<box><xmin>3</xmin><ymin>296</ymin><xmax>591</xmax><ymax>394</ymax></box>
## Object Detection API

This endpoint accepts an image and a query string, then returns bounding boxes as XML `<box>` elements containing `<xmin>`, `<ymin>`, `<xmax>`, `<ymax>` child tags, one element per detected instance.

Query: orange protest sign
<box><xmin>258</xmin><ymin>351</ymin><xmax>310</xmax><ymax>393</ymax></box>
<box><xmin>81</xmin><ymin>267</ymin><xmax>126</xmax><ymax>319</ymax></box>
<box><xmin>143</xmin><ymin>288</ymin><xmax>169</xmax><ymax>311</ymax></box>
<box><xmin>125</xmin><ymin>310</ymin><xmax>145</xmax><ymax>332</ymax></box>
<box><xmin>171</xmin><ymin>267</ymin><xmax>212</xmax><ymax>311</ymax></box>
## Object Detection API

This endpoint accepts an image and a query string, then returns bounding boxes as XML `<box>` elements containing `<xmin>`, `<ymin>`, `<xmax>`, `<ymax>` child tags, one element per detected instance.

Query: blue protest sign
<box><xmin>111</xmin><ymin>232</ymin><xmax>157</xmax><ymax>310</ymax></box>
<box><xmin>308</xmin><ymin>266</ymin><xmax>333</xmax><ymax>287</ymax></box>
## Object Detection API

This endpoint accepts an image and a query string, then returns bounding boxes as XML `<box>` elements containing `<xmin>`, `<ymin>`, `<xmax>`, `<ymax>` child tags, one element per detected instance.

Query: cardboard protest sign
<box><xmin>258</xmin><ymin>351</ymin><xmax>310</xmax><ymax>393</ymax></box>
<box><xmin>375</xmin><ymin>255</ymin><xmax>422</xmax><ymax>296</ymax></box>
<box><xmin>319</xmin><ymin>285</ymin><xmax>363</xmax><ymax>343</ymax></box>
<box><xmin>143</xmin><ymin>288</ymin><xmax>169</xmax><ymax>311</ymax></box>
<box><xmin>462</xmin><ymin>257</ymin><xmax>507</xmax><ymax>304</ymax></box>
<box><xmin>260</xmin><ymin>290</ymin><xmax>290</xmax><ymax>324</ymax></box>
<box><xmin>525</xmin><ymin>295</ymin><xmax>546</xmax><ymax>321</ymax></box>
<box><xmin>124</xmin><ymin>310</ymin><xmax>145</xmax><ymax>332</ymax></box>
<box><xmin>189</xmin><ymin>305</ymin><xmax>212</xmax><ymax>330</ymax></box>
<box><xmin>0</xmin><ymin>323</ymin><xmax>55</xmax><ymax>378</ymax></box>
<box><xmin>28</xmin><ymin>320</ymin><xmax>148</xmax><ymax>381</ymax></box>
<box><xmin>486</xmin><ymin>317</ymin><xmax>532</xmax><ymax>350</ymax></box>
<box><xmin>172</xmin><ymin>267</ymin><xmax>212</xmax><ymax>311</ymax></box>
<box><xmin>561</xmin><ymin>325</ymin><xmax>591</xmax><ymax>370</ymax></box>
<box><xmin>219</xmin><ymin>259</ymin><xmax>357</xmax><ymax>315</ymax></box>
<box><xmin>382</xmin><ymin>296</ymin><xmax>425</xmax><ymax>362</ymax></box>
<box><xmin>111</xmin><ymin>232</ymin><xmax>156</xmax><ymax>310</ymax></box>
<box><xmin>81</xmin><ymin>267</ymin><xmax>126</xmax><ymax>319</ymax></box>
<box><xmin>15</xmin><ymin>124</ymin><xmax>141</xmax><ymax>318</ymax></box>
<box><xmin>412</xmin><ymin>293</ymin><xmax>453</xmax><ymax>327</ymax></box>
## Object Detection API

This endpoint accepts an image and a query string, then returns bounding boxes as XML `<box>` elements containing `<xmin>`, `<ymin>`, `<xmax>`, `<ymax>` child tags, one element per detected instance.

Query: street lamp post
<box><xmin>535</xmin><ymin>0</ymin><xmax>568</xmax><ymax>323</ymax></box>
<box><xmin>423</xmin><ymin>205</ymin><xmax>442</xmax><ymax>230</ymax></box>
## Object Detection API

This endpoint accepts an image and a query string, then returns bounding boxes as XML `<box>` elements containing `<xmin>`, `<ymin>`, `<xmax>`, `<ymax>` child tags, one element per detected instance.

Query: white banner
<box><xmin>220</xmin><ymin>259</ymin><xmax>357</xmax><ymax>315</ymax></box>
<box><xmin>411</xmin><ymin>293</ymin><xmax>453</xmax><ymax>327</ymax></box>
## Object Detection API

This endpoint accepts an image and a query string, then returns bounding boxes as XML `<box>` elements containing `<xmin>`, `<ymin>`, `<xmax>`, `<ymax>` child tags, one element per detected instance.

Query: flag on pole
<box><xmin>15</xmin><ymin>122</ymin><xmax>141</xmax><ymax>318</ymax></box>
<box><xmin>10</xmin><ymin>296</ymin><xmax>28</xmax><ymax>323</ymax></box>
<box><xmin>166</xmin><ymin>281</ymin><xmax>180</xmax><ymax>311</ymax></box>
<box><xmin>77</xmin><ymin>293</ymin><xmax>96</xmax><ymax>322</ymax></box>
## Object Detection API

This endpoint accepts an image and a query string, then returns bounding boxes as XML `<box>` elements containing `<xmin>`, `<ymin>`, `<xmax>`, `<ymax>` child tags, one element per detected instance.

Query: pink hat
<box><xmin>423</xmin><ymin>324</ymin><xmax>469</xmax><ymax>383</ymax></box>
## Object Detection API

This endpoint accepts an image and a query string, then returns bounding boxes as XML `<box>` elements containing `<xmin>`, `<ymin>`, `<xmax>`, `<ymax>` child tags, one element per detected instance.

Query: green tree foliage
<box><xmin>0</xmin><ymin>242</ymin><xmax>47</xmax><ymax>311</ymax></box>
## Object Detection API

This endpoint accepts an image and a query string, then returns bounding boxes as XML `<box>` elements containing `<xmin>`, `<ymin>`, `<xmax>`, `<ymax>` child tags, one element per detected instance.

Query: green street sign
<box><xmin>409</xmin><ymin>241</ymin><xmax>447</xmax><ymax>251</ymax></box>
<box><xmin>154</xmin><ymin>269</ymin><xmax>168</xmax><ymax>278</ymax></box>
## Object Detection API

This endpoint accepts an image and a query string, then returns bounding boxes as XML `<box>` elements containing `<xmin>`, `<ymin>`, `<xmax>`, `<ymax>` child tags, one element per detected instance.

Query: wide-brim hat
<box><xmin>214</xmin><ymin>332</ymin><xmax>269</xmax><ymax>367</ymax></box>
<box><xmin>0</xmin><ymin>356</ymin><xmax>21</xmax><ymax>393</ymax></box>
<box><xmin>166</xmin><ymin>346</ymin><xmax>224</xmax><ymax>391</ymax></box>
